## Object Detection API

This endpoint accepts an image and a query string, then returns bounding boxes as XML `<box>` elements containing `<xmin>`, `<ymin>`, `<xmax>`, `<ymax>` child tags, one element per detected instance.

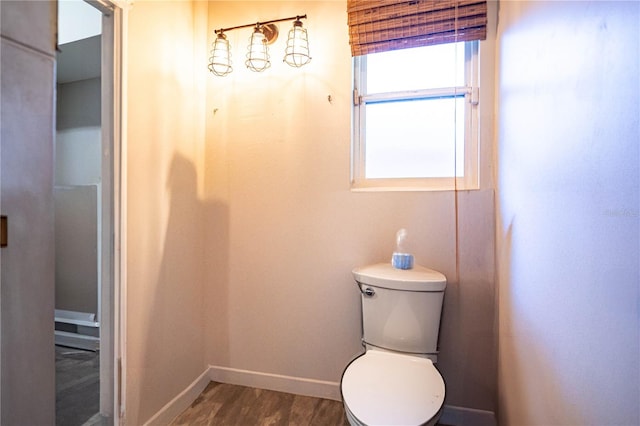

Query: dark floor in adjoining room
<box><xmin>55</xmin><ymin>345</ymin><xmax>99</xmax><ymax>426</ymax></box>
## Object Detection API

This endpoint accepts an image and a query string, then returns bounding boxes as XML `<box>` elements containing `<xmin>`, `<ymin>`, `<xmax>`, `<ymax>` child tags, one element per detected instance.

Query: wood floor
<box><xmin>55</xmin><ymin>345</ymin><xmax>100</xmax><ymax>426</ymax></box>
<box><xmin>170</xmin><ymin>382</ymin><xmax>350</xmax><ymax>426</ymax></box>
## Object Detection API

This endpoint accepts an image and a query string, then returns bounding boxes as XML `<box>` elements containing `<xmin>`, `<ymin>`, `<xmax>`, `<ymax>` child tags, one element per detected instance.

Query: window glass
<box><xmin>352</xmin><ymin>41</ymin><xmax>478</xmax><ymax>190</ymax></box>
<box><xmin>366</xmin><ymin>43</ymin><xmax>466</xmax><ymax>93</ymax></box>
<box><xmin>364</xmin><ymin>98</ymin><xmax>465</xmax><ymax>179</ymax></box>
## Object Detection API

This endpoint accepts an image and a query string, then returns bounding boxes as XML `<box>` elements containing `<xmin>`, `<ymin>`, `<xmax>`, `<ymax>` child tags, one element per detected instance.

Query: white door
<box><xmin>0</xmin><ymin>2</ymin><xmax>57</xmax><ymax>424</ymax></box>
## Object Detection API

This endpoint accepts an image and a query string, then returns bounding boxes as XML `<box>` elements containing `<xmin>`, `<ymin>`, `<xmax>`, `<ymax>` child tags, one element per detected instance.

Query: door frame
<box><xmin>86</xmin><ymin>0</ymin><xmax>127</xmax><ymax>422</ymax></box>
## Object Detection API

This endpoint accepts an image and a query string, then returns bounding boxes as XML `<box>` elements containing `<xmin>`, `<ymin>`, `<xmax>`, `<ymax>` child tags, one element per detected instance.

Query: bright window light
<box><xmin>352</xmin><ymin>42</ymin><xmax>479</xmax><ymax>190</ymax></box>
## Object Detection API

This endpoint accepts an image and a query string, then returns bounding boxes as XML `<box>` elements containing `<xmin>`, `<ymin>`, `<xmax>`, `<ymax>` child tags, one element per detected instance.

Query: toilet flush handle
<box><xmin>357</xmin><ymin>282</ymin><xmax>375</xmax><ymax>297</ymax></box>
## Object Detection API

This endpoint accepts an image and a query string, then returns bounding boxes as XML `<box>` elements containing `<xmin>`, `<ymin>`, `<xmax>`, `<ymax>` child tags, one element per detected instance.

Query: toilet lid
<box><xmin>341</xmin><ymin>350</ymin><xmax>445</xmax><ymax>426</ymax></box>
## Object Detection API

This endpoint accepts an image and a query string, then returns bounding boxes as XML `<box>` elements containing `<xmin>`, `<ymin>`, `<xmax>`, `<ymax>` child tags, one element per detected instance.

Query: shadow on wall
<box><xmin>434</xmin><ymin>190</ymin><xmax>497</xmax><ymax>412</ymax></box>
<box><xmin>497</xmin><ymin>221</ymin><xmax>524</xmax><ymax>423</ymax></box>
<box><xmin>202</xmin><ymin>188</ymin><xmax>231</xmax><ymax>367</ymax></box>
<box><xmin>136</xmin><ymin>153</ymin><xmax>214</xmax><ymax>421</ymax></box>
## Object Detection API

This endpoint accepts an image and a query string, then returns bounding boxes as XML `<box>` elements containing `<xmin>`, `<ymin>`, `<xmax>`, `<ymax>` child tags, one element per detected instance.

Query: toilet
<box><xmin>340</xmin><ymin>263</ymin><xmax>447</xmax><ymax>426</ymax></box>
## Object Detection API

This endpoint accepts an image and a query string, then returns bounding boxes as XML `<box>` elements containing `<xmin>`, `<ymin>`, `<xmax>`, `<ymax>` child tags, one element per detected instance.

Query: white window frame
<box><xmin>351</xmin><ymin>41</ymin><xmax>480</xmax><ymax>191</ymax></box>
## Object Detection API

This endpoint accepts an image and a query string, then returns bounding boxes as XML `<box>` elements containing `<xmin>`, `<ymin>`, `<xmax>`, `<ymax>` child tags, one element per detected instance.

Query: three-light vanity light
<box><xmin>208</xmin><ymin>15</ymin><xmax>311</xmax><ymax>77</ymax></box>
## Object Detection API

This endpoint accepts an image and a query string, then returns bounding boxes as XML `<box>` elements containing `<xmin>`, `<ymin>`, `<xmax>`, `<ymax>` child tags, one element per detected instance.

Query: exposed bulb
<box><xmin>284</xmin><ymin>20</ymin><xmax>311</xmax><ymax>68</ymax></box>
<box><xmin>208</xmin><ymin>32</ymin><xmax>233</xmax><ymax>77</ymax></box>
<box><xmin>246</xmin><ymin>26</ymin><xmax>271</xmax><ymax>72</ymax></box>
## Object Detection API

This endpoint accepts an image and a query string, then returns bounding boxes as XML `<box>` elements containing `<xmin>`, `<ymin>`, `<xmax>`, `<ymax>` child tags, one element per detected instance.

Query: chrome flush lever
<box><xmin>358</xmin><ymin>282</ymin><xmax>375</xmax><ymax>297</ymax></box>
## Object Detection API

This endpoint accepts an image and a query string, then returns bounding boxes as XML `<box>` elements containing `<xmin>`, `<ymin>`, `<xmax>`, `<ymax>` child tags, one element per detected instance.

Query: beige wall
<box><xmin>124</xmin><ymin>1</ymin><xmax>498</xmax><ymax>421</ymax></box>
<box><xmin>496</xmin><ymin>1</ymin><xmax>639</xmax><ymax>424</ymax></box>
<box><xmin>55</xmin><ymin>77</ymin><xmax>102</xmax><ymax>316</ymax></box>
<box><xmin>125</xmin><ymin>1</ymin><xmax>208</xmax><ymax>424</ymax></box>
<box><xmin>204</xmin><ymin>0</ymin><xmax>496</xmax><ymax>412</ymax></box>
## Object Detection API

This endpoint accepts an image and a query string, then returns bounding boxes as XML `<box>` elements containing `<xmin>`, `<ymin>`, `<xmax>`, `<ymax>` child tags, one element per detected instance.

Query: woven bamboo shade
<box><xmin>347</xmin><ymin>0</ymin><xmax>487</xmax><ymax>56</ymax></box>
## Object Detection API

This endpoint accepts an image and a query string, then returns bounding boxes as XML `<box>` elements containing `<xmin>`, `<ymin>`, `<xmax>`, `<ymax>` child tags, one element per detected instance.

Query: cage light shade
<box><xmin>245</xmin><ymin>27</ymin><xmax>271</xmax><ymax>72</ymax></box>
<box><xmin>284</xmin><ymin>20</ymin><xmax>311</xmax><ymax>68</ymax></box>
<box><xmin>208</xmin><ymin>33</ymin><xmax>232</xmax><ymax>76</ymax></box>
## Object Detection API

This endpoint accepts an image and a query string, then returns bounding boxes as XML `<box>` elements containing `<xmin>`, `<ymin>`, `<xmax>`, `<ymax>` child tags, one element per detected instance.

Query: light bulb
<box><xmin>245</xmin><ymin>27</ymin><xmax>271</xmax><ymax>72</ymax></box>
<box><xmin>284</xmin><ymin>20</ymin><xmax>311</xmax><ymax>68</ymax></box>
<box><xmin>208</xmin><ymin>33</ymin><xmax>232</xmax><ymax>76</ymax></box>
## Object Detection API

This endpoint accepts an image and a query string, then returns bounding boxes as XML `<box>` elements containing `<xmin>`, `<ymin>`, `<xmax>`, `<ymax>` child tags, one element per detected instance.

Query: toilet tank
<box><xmin>353</xmin><ymin>263</ymin><xmax>446</xmax><ymax>356</ymax></box>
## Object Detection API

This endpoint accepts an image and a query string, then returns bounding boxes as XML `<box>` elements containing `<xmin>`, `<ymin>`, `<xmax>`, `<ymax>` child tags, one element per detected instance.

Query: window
<box><xmin>352</xmin><ymin>41</ymin><xmax>479</xmax><ymax>190</ymax></box>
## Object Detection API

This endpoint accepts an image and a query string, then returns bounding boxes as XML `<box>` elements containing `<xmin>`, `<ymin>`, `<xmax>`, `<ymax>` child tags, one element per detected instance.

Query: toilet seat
<box><xmin>341</xmin><ymin>350</ymin><xmax>445</xmax><ymax>426</ymax></box>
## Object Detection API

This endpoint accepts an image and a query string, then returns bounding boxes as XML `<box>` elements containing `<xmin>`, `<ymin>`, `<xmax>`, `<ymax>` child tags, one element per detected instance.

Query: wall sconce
<box><xmin>208</xmin><ymin>33</ymin><xmax>232</xmax><ymax>76</ymax></box>
<box><xmin>284</xmin><ymin>19</ymin><xmax>311</xmax><ymax>68</ymax></box>
<box><xmin>245</xmin><ymin>25</ymin><xmax>272</xmax><ymax>72</ymax></box>
<box><xmin>208</xmin><ymin>15</ymin><xmax>311</xmax><ymax>76</ymax></box>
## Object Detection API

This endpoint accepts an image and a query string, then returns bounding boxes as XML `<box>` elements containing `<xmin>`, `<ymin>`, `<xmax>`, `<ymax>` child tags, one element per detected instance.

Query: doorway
<box><xmin>55</xmin><ymin>0</ymin><xmax>122</xmax><ymax>424</ymax></box>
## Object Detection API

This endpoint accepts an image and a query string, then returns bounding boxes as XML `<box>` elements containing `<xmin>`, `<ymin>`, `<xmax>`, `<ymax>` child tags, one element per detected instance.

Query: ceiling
<box><xmin>57</xmin><ymin>1</ymin><xmax>102</xmax><ymax>84</ymax></box>
<box><xmin>58</xmin><ymin>0</ymin><xmax>101</xmax><ymax>44</ymax></box>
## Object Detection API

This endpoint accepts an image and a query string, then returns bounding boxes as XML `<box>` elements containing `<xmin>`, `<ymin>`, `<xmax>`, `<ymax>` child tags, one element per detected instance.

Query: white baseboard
<box><xmin>208</xmin><ymin>365</ymin><xmax>341</xmax><ymax>401</ymax></box>
<box><xmin>55</xmin><ymin>330</ymin><xmax>100</xmax><ymax>351</ymax></box>
<box><xmin>143</xmin><ymin>369</ymin><xmax>211</xmax><ymax>426</ymax></box>
<box><xmin>440</xmin><ymin>405</ymin><xmax>497</xmax><ymax>426</ymax></box>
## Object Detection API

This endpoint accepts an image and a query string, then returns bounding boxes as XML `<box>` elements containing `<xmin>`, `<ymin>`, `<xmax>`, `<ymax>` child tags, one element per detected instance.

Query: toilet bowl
<box><xmin>341</xmin><ymin>349</ymin><xmax>445</xmax><ymax>426</ymax></box>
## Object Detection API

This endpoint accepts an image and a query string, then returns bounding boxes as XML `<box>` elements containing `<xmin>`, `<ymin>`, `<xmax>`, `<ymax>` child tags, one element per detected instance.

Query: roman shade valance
<box><xmin>347</xmin><ymin>0</ymin><xmax>488</xmax><ymax>56</ymax></box>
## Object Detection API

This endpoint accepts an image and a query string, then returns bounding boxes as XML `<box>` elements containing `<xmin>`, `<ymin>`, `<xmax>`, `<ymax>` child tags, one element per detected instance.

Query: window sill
<box><xmin>350</xmin><ymin>178</ymin><xmax>479</xmax><ymax>192</ymax></box>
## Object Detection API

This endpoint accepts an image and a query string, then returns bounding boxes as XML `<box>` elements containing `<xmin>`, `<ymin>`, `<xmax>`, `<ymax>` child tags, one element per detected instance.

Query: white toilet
<box><xmin>340</xmin><ymin>263</ymin><xmax>447</xmax><ymax>426</ymax></box>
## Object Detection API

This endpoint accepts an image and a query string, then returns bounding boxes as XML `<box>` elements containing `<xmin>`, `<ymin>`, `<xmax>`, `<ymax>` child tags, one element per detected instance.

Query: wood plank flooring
<box><xmin>55</xmin><ymin>345</ymin><xmax>100</xmax><ymax>426</ymax></box>
<box><xmin>170</xmin><ymin>382</ymin><xmax>349</xmax><ymax>426</ymax></box>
